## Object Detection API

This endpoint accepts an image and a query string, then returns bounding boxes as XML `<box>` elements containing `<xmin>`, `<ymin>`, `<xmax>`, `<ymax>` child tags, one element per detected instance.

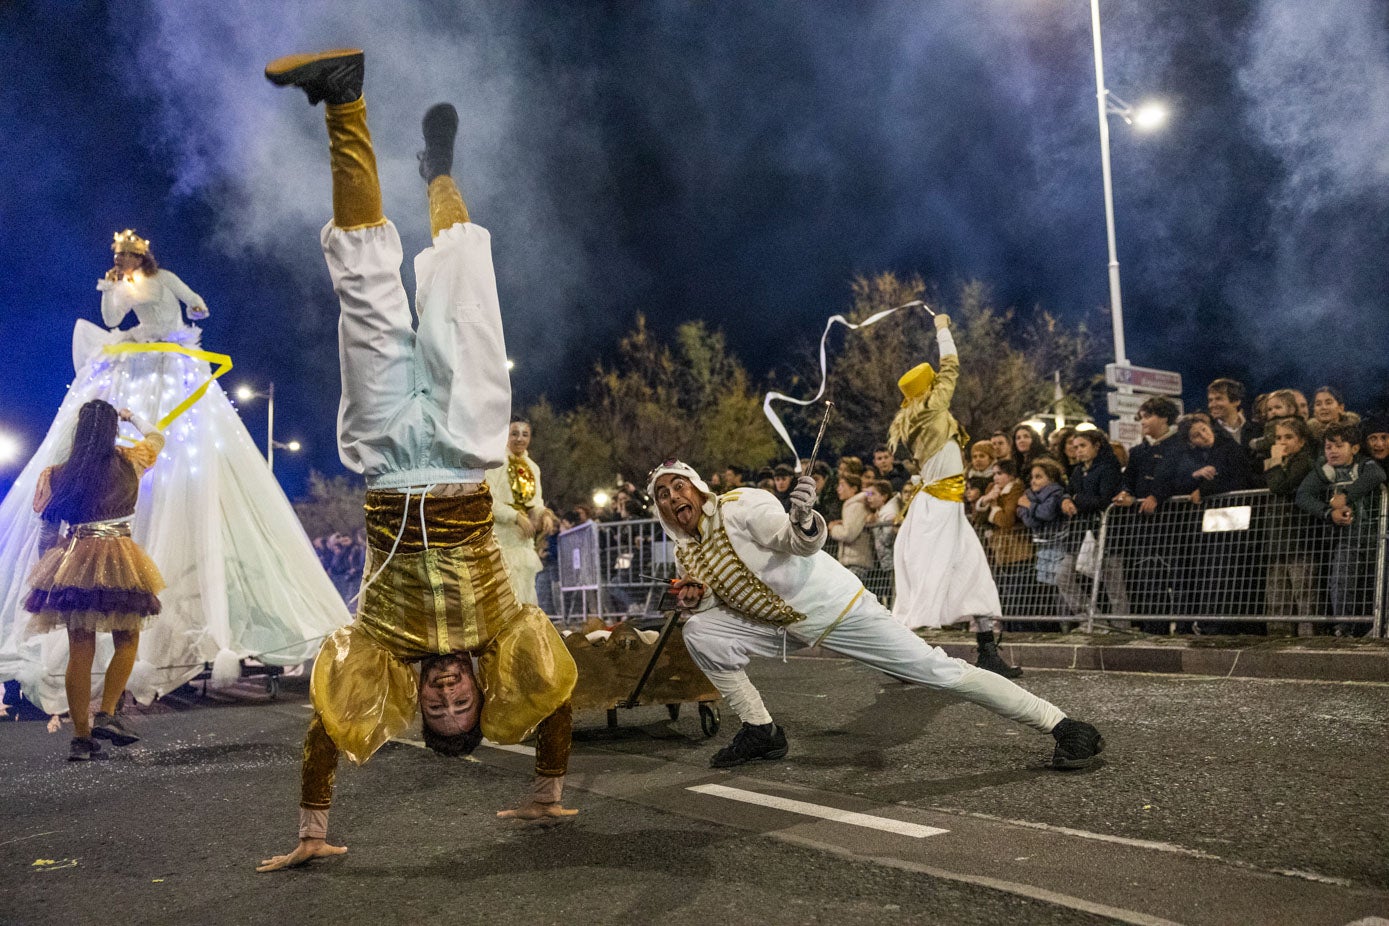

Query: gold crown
<box><xmin>112</xmin><ymin>229</ymin><xmax>150</xmax><ymax>256</ymax></box>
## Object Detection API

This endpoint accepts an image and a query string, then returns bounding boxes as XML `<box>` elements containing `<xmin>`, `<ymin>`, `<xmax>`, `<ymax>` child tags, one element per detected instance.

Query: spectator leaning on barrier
<box><xmin>862</xmin><ymin>478</ymin><xmax>900</xmax><ymax>569</ymax></box>
<box><xmin>1362</xmin><ymin>413</ymin><xmax>1389</xmax><ymax>467</ymax></box>
<box><xmin>1263</xmin><ymin>416</ymin><xmax>1319</xmax><ymax>636</ymax></box>
<box><xmin>1206</xmin><ymin>377</ymin><xmax>1260</xmax><ymax>464</ymax></box>
<box><xmin>1157</xmin><ymin>414</ymin><xmax>1260</xmax><ymax>505</ymax></box>
<box><xmin>1059</xmin><ymin>430</ymin><xmax>1128</xmax><ymax>616</ymax></box>
<box><xmin>1114</xmin><ymin>396</ymin><xmax>1180</xmax><ymax>514</ymax></box>
<box><xmin>828</xmin><ymin>473</ymin><xmax>873</xmax><ymax>581</ymax></box>
<box><xmin>1017</xmin><ymin>456</ymin><xmax>1070</xmax><ymax>597</ymax></box>
<box><xmin>1308</xmin><ymin>386</ymin><xmax>1359</xmax><ymax>443</ymax></box>
<box><xmin>1296</xmin><ymin>422</ymin><xmax>1386</xmax><ymax>636</ymax></box>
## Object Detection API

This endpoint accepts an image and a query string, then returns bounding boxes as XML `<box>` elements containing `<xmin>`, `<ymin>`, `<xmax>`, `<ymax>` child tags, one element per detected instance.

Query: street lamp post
<box><xmin>236</xmin><ymin>382</ymin><xmax>300</xmax><ymax>472</ymax></box>
<box><xmin>1086</xmin><ymin>0</ymin><xmax>1166</xmax><ymax>370</ymax></box>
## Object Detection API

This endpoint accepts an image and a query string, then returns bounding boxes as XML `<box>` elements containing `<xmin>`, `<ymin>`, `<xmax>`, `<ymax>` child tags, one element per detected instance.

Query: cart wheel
<box><xmin>666</xmin><ymin>703</ymin><xmax>681</xmax><ymax>721</ymax></box>
<box><xmin>265</xmin><ymin>674</ymin><xmax>280</xmax><ymax>699</ymax></box>
<box><xmin>698</xmin><ymin>703</ymin><xmax>720</xmax><ymax>737</ymax></box>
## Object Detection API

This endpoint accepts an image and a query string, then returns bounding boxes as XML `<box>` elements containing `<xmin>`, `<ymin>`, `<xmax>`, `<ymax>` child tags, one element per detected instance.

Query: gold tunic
<box><xmin>303</xmin><ymin>486</ymin><xmax>577</xmax><ymax>783</ymax></box>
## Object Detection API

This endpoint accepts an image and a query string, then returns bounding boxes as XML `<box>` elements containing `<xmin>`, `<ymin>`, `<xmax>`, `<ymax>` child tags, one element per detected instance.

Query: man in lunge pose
<box><xmin>258</xmin><ymin>49</ymin><xmax>577</xmax><ymax>872</ymax></box>
<box><xmin>888</xmin><ymin>313</ymin><xmax>1022</xmax><ymax>677</ymax></box>
<box><xmin>649</xmin><ymin>460</ymin><xmax>1104</xmax><ymax>770</ymax></box>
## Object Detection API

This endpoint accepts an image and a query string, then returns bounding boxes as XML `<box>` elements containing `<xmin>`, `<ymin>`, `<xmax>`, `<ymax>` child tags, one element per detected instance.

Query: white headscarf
<box><xmin>645</xmin><ymin>460</ymin><xmax>718</xmax><ymax>541</ymax></box>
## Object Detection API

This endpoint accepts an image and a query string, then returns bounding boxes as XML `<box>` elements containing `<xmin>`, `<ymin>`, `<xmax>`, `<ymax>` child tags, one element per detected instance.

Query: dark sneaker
<box><xmin>709</xmin><ymin>722</ymin><xmax>788</xmax><ymax>769</ymax></box>
<box><xmin>68</xmin><ymin>736</ymin><xmax>106</xmax><ymax>762</ymax></box>
<box><xmin>977</xmin><ymin>642</ymin><xmax>1023</xmax><ymax>679</ymax></box>
<box><xmin>1051</xmin><ymin>718</ymin><xmax>1105</xmax><ymax>770</ymax></box>
<box><xmin>264</xmin><ymin>49</ymin><xmax>364</xmax><ymax>106</ymax></box>
<box><xmin>91</xmin><ymin>711</ymin><xmax>140</xmax><ymax>747</ymax></box>
<box><xmin>418</xmin><ymin>103</ymin><xmax>458</xmax><ymax>181</ymax></box>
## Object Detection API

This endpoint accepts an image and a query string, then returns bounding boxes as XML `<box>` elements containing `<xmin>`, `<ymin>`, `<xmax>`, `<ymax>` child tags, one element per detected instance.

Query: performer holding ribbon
<box><xmin>486</xmin><ymin>417</ymin><xmax>549</xmax><ymax>606</ymax></box>
<box><xmin>257</xmin><ymin>48</ymin><xmax>578</xmax><ymax>872</ymax></box>
<box><xmin>888</xmin><ymin>313</ymin><xmax>1023</xmax><ymax>678</ymax></box>
<box><xmin>648</xmin><ymin>460</ymin><xmax>1104</xmax><ymax>771</ymax></box>
<box><xmin>0</xmin><ymin>234</ymin><xmax>348</xmax><ymax>712</ymax></box>
<box><xmin>25</xmin><ymin>401</ymin><xmax>164</xmax><ymax>762</ymax></box>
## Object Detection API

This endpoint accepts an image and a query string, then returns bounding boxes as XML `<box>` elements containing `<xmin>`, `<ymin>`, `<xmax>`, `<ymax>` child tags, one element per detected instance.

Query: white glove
<box><xmin>789</xmin><ymin>475</ymin><xmax>818</xmax><ymax>530</ymax></box>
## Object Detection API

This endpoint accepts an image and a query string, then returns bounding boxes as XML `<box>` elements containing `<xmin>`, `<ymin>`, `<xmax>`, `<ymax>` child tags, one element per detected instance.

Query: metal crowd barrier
<box><xmin>556</xmin><ymin>488</ymin><xmax>1387</xmax><ymax>636</ymax></box>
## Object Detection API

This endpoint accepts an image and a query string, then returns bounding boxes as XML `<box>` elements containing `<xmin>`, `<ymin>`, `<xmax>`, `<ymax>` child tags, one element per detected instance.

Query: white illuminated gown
<box><xmin>0</xmin><ymin>273</ymin><xmax>349</xmax><ymax>714</ymax></box>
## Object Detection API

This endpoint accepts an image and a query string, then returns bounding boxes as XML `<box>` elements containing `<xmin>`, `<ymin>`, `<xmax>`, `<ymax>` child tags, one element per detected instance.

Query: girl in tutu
<box><xmin>26</xmin><ymin>400</ymin><xmax>164</xmax><ymax>761</ymax></box>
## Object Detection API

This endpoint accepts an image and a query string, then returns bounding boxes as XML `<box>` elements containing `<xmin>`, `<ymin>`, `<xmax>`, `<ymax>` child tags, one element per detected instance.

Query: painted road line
<box><xmin>687</xmin><ymin>783</ymin><xmax>949</xmax><ymax>839</ymax></box>
<box><xmin>484</xmin><ymin>741</ymin><xmax>536</xmax><ymax>756</ymax></box>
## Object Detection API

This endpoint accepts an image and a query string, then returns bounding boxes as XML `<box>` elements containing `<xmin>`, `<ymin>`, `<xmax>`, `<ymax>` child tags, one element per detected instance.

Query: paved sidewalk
<box><xmin>803</xmin><ymin>630</ymin><xmax>1389</xmax><ymax>683</ymax></box>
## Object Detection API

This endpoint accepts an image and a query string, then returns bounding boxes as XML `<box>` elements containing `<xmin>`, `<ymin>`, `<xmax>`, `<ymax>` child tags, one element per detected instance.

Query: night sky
<box><xmin>3</xmin><ymin>1</ymin><xmax>1387</xmax><ymax>498</ymax></box>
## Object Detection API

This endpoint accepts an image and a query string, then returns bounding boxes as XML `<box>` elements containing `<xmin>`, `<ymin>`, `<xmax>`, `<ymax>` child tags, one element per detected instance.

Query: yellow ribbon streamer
<box><xmin>100</xmin><ymin>342</ymin><xmax>233</xmax><ymax>431</ymax></box>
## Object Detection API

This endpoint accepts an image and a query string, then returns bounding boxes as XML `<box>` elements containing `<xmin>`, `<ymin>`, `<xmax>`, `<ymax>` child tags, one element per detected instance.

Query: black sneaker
<box><xmin>68</xmin><ymin>736</ymin><xmax>106</xmax><ymax>762</ymax></box>
<box><xmin>91</xmin><ymin>711</ymin><xmax>140</xmax><ymax>747</ymax></box>
<box><xmin>709</xmin><ymin>722</ymin><xmax>788</xmax><ymax>769</ymax></box>
<box><xmin>1051</xmin><ymin>718</ymin><xmax>1105</xmax><ymax>770</ymax></box>
<box><xmin>418</xmin><ymin>103</ymin><xmax>458</xmax><ymax>182</ymax></box>
<box><xmin>264</xmin><ymin>49</ymin><xmax>364</xmax><ymax>106</ymax></box>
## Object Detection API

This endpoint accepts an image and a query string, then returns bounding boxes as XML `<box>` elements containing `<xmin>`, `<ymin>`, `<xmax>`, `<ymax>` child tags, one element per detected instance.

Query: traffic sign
<box><xmin>1105</xmin><ymin>363</ymin><xmax>1182</xmax><ymax>395</ymax></box>
<box><xmin>1109</xmin><ymin>419</ymin><xmax>1145</xmax><ymax>447</ymax></box>
<box><xmin>1107</xmin><ymin>392</ymin><xmax>1184</xmax><ymax>418</ymax></box>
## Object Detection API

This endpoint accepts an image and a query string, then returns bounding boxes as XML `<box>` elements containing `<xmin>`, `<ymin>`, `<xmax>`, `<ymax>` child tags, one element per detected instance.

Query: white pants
<box><xmin>684</xmin><ymin>592</ymin><xmax>1063</xmax><ymax>734</ymax></box>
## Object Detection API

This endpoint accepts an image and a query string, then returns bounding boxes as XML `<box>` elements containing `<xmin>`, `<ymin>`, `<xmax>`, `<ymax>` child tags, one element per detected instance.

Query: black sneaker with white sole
<box><xmin>68</xmin><ymin>736</ymin><xmax>106</xmax><ymax>762</ymax></box>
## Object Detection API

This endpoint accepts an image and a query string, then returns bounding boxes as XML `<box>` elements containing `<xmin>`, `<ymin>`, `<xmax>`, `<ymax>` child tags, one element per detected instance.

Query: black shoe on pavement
<box><xmin>709</xmin><ymin>722</ymin><xmax>789</xmax><ymax>769</ymax></box>
<box><xmin>418</xmin><ymin>103</ymin><xmax>458</xmax><ymax>182</ymax></box>
<box><xmin>264</xmin><ymin>49</ymin><xmax>364</xmax><ymax>106</ymax></box>
<box><xmin>68</xmin><ymin>736</ymin><xmax>106</xmax><ymax>762</ymax></box>
<box><xmin>91</xmin><ymin>711</ymin><xmax>140</xmax><ymax>747</ymax></box>
<box><xmin>976</xmin><ymin>640</ymin><xmax>1023</xmax><ymax>679</ymax></box>
<box><xmin>1051</xmin><ymin>718</ymin><xmax>1105</xmax><ymax>770</ymax></box>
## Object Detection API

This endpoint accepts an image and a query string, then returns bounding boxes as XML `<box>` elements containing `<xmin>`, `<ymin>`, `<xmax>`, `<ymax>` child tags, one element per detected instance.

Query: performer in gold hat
<box><xmin>258</xmin><ymin>49</ymin><xmax>577</xmax><ymax>872</ymax></box>
<box><xmin>887</xmin><ymin>313</ymin><xmax>1022</xmax><ymax>677</ymax></box>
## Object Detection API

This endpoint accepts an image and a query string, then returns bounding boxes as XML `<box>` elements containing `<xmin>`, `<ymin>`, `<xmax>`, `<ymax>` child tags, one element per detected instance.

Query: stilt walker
<box><xmin>888</xmin><ymin>313</ymin><xmax>1022</xmax><ymax>677</ymax></box>
<box><xmin>257</xmin><ymin>49</ymin><xmax>577</xmax><ymax>871</ymax></box>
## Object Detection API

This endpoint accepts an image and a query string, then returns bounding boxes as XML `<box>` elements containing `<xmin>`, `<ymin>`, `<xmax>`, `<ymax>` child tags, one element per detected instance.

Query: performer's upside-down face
<box><xmin>419</xmin><ymin>654</ymin><xmax>482</xmax><ymax>740</ymax></box>
<box><xmin>654</xmin><ymin>473</ymin><xmax>705</xmax><ymax>535</ymax></box>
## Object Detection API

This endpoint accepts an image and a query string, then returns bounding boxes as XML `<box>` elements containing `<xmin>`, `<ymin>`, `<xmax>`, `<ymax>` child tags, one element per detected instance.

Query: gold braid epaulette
<box><xmin>676</xmin><ymin>500</ymin><xmax>807</xmax><ymax>627</ymax></box>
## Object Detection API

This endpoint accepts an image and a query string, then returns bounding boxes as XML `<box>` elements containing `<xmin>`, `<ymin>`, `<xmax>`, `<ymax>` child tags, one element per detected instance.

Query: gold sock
<box><xmin>428</xmin><ymin>175</ymin><xmax>470</xmax><ymax>238</ymax></box>
<box><xmin>325</xmin><ymin>97</ymin><xmax>386</xmax><ymax>231</ymax></box>
<box><xmin>66</xmin><ymin>632</ymin><xmax>95</xmax><ymax>737</ymax></box>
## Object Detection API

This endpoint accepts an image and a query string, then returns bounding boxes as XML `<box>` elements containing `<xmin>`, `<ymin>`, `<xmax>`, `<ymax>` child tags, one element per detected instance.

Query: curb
<box><xmin>795</xmin><ymin>640</ymin><xmax>1389</xmax><ymax>684</ymax></box>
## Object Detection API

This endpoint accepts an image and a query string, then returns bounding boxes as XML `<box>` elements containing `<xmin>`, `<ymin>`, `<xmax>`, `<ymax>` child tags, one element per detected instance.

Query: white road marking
<box><xmin>687</xmin><ymin>783</ymin><xmax>949</xmax><ymax>839</ymax></box>
<box><xmin>936</xmin><ymin>808</ymin><xmax>1356</xmax><ymax>887</ymax></box>
<box><xmin>483</xmin><ymin>741</ymin><xmax>536</xmax><ymax>756</ymax></box>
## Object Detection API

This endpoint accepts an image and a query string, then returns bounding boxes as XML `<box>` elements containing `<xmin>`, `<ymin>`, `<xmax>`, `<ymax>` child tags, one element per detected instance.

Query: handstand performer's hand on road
<box><xmin>257</xmin><ymin>837</ymin><xmax>348</xmax><ymax>872</ymax></box>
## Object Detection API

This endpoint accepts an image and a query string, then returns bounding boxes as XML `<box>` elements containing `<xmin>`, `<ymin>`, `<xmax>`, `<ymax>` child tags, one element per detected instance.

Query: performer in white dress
<box><xmin>888</xmin><ymin>313</ymin><xmax>1022</xmax><ymax>677</ymax></box>
<box><xmin>485</xmin><ymin>418</ymin><xmax>546</xmax><ymax>606</ymax></box>
<box><xmin>0</xmin><ymin>231</ymin><xmax>350</xmax><ymax>714</ymax></box>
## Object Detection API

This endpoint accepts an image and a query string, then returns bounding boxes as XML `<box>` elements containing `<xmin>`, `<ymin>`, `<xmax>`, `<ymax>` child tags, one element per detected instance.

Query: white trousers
<box><xmin>684</xmin><ymin>592</ymin><xmax>1064</xmax><ymax>734</ymax></box>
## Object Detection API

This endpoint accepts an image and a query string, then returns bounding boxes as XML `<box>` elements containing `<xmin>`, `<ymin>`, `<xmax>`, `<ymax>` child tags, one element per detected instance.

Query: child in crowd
<box><xmin>1263</xmin><ymin>416</ymin><xmax>1319</xmax><ymax>635</ymax></box>
<box><xmin>979</xmin><ymin>460</ymin><xmax>1033</xmax><ymax>612</ymax></box>
<box><xmin>862</xmin><ymin>479</ymin><xmax>900</xmax><ymax>569</ymax></box>
<box><xmin>964</xmin><ymin>440</ymin><xmax>997</xmax><ymax>518</ymax></box>
<box><xmin>1296</xmin><ymin>423</ymin><xmax>1386</xmax><ymax>636</ymax></box>
<box><xmin>1250</xmin><ymin>389</ymin><xmax>1305</xmax><ymax>461</ymax></box>
<box><xmin>1017</xmin><ymin>457</ymin><xmax>1070</xmax><ymax>612</ymax></box>
<box><xmin>1308</xmin><ymin>386</ymin><xmax>1358</xmax><ymax>443</ymax></box>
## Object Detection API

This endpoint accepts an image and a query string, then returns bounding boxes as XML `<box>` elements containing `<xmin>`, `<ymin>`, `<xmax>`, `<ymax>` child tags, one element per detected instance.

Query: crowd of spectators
<box><xmin>637</xmin><ymin>379</ymin><xmax>1388</xmax><ymax>635</ymax></box>
<box><xmin>311</xmin><ymin>530</ymin><xmax>366</xmax><ymax>602</ymax></box>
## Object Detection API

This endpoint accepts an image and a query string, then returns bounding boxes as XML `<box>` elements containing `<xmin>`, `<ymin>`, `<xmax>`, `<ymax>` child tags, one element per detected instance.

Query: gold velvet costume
<box><xmin>300</xmin><ymin>486</ymin><xmax>577</xmax><ymax>812</ymax></box>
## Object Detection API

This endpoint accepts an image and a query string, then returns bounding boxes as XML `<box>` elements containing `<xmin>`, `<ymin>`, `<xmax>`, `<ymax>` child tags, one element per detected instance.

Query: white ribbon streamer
<box><xmin>763</xmin><ymin>300</ymin><xmax>934</xmax><ymax>470</ymax></box>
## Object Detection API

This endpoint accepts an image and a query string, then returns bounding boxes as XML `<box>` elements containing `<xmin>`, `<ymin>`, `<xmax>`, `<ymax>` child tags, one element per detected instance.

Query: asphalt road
<box><xmin>2</xmin><ymin>660</ymin><xmax>1387</xmax><ymax>926</ymax></box>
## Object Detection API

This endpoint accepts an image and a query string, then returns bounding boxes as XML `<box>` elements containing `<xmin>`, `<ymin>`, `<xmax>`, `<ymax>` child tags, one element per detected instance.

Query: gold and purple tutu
<box><xmin>25</xmin><ymin>525</ymin><xmax>164</xmax><ymax>634</ymax></box>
